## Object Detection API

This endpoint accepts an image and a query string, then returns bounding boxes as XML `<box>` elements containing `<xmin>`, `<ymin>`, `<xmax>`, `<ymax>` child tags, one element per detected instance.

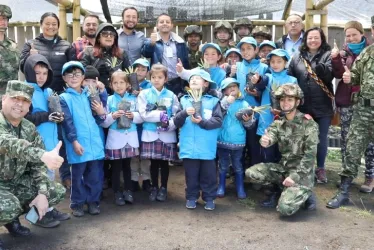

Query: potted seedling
<box><xmin>117</xmin><ymin>99</ymin><xmax>132</xmax><ymax>129</ymax></box>
<box><xmin>245</xmin><ymin>71</ymin><xmax>256</xmax><ymax>91</ymax></box>
<box><xmin>48</xmin><ymin>92</ymin><xmax>62</xmax><ymax>114</ymax></box>
<box><xmin>156</xmin><ymin>99</ymin><xmax>168</xmax><ymax>128</ymax></box>
<box><xmin>235</xmin><ymin>105</ymin><xmax>270</xmax><ymax>122</ymax></box>
<box><xmin>124</xmin><ymin>66</ymin><xmax>140</xmax><ymax>92</ymax></box>
<box><xmin>187</xmin><ymin>87</ymin><xmax>203</xmax><ymax>119</ymax></box>
<box><xmin>198</xmin><ymin>58</ymin><xmax>210</xmax><ymax>74</ymax></box>
<box><xmin>87</xmin><ymin>84</ymin><xmax>102</xmax><ymax>115</ymax></box>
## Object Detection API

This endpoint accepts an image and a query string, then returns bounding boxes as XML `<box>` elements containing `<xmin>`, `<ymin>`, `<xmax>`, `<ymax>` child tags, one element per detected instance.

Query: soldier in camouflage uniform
<box><xmin>183</xmin><ymin>25</ymin><xmax>203</xmax><ymax>69</ymax></box>
<box><xmin>252</xmin><ymin>25</ymin><xmax>272</xmax><ymax>45</ymax></box>
<box><xmin>233</xmin><ymin>18</ymin><xmax>253</xmax><ymax>42</ymax></box>
<box><xmin>0</xmin><ymin>81</ymin><xmax>68</xmax><ymax>250</ymax></box>
<box><xmin>327</xmin><ymin>17</ymin><xmax>374</xmax><ymax>209</ymax></box>
<box><xmin>213</xmin><ymin>21</ymin><xmax>235</xmax><ymax>56</ymax></box>
<box><xmin>245</xmin><ymin>84</ymin><xmax>319</xmax><ymax>216</ymax></box>
<box><xmin>0</xmin><ymin>5</ymin><xmax>20</xmax><ymax>109</ymax></box>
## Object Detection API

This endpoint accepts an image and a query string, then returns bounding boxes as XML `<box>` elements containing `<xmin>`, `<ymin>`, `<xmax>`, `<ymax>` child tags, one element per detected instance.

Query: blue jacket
<box><xmin>218</xmin><ymin>97</ymin><xmax>249</xmax><ymax>148</ymax></box>
<box><xmin>60</xmin><ymin>88</ymin><xmax>105</xmax><ymax>164</ymax></box>
<box><xmin>256</xmin><ymin>69</ymin><xmax>298</xmax><ymax>136</ymax></box>
<box><xmin>139</xmin><ymin>79</ymin><xmax>152</xmax><ymax>90</ymax></box>
<box><xmin>142</xmin><ymin>32</ymin><xmax>190</xmax><ymax>69</ymax></box>
<box><xmin>107</xmin><ymin>92</ymin><xmax>137</xmax><ymax>133</ymax></box>
<box><xmin>235</xmin><ymin>59</ymin><xmax>268</xmax><ymax>106</ymax></box>
<box><xmin>177</xmin><ymin>94</ymin><xmax>222</xmax><ymax>160</ymax></box>
<box><xmin>27</xmin><ymin>82</ymin><xmax>58</xmax><ymax>151</ymax></box>
<box><xmin>209</xmin><ymin>67</ymin><xmax>226</xmax><ymax>89</ymax></box>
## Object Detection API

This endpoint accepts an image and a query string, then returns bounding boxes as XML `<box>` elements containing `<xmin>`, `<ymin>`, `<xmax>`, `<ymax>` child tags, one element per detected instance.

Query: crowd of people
<box><xmin>1</xmin><ymin>4</ymin><xmax>374</xmax><ymax>249</ymax></box>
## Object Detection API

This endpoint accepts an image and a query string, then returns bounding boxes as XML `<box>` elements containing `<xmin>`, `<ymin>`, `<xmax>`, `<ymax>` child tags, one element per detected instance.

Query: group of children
<box><xmin>23</xmin><ymin>35</ymin><xmax>297</xmax><ymax>214</ymax></box>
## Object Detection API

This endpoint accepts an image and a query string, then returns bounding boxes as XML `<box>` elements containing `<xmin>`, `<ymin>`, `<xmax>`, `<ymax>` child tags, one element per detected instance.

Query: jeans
<box><xmin>217</xmin><ymin>148</ymin><xmax>244</xmax><ymax>175</ymax></box>
<box><xmin>314</xmin><ymin>116</ymin><xmax>332</xmax><ymax>169</ymax></box>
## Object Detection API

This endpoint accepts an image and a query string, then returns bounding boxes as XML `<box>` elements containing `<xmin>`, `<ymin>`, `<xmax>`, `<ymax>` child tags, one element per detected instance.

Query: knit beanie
<box><xmin>84</xmin><ymin>65</ymin><xmax>100</xmax><ymax>80</ymax></box>
<box><xmin>344</xmin><ymin>21</ymin><xmax>364</xmax><ymax>34</ymax></box>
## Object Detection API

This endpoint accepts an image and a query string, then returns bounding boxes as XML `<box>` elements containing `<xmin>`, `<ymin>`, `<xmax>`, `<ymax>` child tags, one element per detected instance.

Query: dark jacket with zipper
<box><xmin>288</xmin><ymin>50</ymin><xmax>334</xmax><ymax>118</ymax></box>
<box><xmin>20</xmin><ymin>34</ymin><xmax>71</xmax><ymax>93</ymax></box>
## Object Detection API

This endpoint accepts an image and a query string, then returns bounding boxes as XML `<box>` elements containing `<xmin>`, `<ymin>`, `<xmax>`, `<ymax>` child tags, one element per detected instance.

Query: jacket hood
<box><xmin>24</xmin><ymin>54</ymin><xmax>53</xmax><ymax>89</ymax></box>
<box><xmin>95</xmin><ymin>23</ymin><xmax>118</xmax><ymax>45</ymax></box>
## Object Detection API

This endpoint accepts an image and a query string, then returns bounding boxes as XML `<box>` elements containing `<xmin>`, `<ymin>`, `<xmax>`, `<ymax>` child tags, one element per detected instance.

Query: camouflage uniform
<box><xmin>0</xmin><ymin>5</ymin><xmax>20</xmax><ymax>107</ymax></box>
<box><xmin>0</xmin><ymin>81</ymin><xmax>65</xmax><ymax>226</ymax></box>
<box><xmin>252</xmin><ymin>26</ymin><xmax>272</xmax><ymax>44</ymax></box>
<box><xmin>246</xmin><ymin>85</ymin><xmax>319</xmax><ymax>216</ymax></box>
<box><xmin>213</xmin><ymin>21</ymin><xmax>234</xmax><ymax>55</ymax></box>
<box><xmin>183</xmin><ymin>26</ymin><xmax>203</xmax><ymax>69</ymax></box>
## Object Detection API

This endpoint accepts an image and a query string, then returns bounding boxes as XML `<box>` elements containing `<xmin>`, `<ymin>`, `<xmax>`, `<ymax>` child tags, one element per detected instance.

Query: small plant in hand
<box><xmin>48</xmin><ymin>92</ymin><xmax>64</xmax><ymax>122</ymax></box>
<box><xmin>124</xmin><ymin>66</ymin><xmax>140</xmax><ymax>92</ymax></box>
<box><xmin>246</xmin><ymin>72</ymin><xmax>256</xmax><ymax>91</ymax></box>
<box><xmin>197</xmin><ymin>59</ymin><xmax>210</xmax><ymax>73</ymax></box>
<box><xmin>186</xmin><ymin>87</ymin><xmax>203</xmax><ymax>119</ymax></box>
<box><xmin>235</xmin><ymin>105</ymin><xmax>270</xmax><ymax>122</ymax></box>
<box><xmin>87</xmin><ymin>84</ymin><xmax>101</xmax><ymax>115</ymax></box>
<box><xmin>117</xmin><ymin>99</ymin><xmax>132</xmax><ymax>129</ymax></box>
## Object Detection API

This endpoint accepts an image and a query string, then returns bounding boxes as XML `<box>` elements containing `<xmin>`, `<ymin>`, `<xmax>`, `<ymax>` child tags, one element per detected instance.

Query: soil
<box><xmin>1</xmin><ymin>162</ymin><xmax>373</xmax><ymax>250</ymax></box>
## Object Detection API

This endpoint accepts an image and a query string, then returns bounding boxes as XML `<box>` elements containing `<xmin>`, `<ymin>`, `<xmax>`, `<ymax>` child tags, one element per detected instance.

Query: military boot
<box><xmin>4</xmin><ymin>218</ymin><xmax>31</xmax><ymax>237</ymax></box>
<box><xmin>304</xmin><ymin>192</ymin><xmax>317</xmax><ymax>211</ymax></box>
<box><xmin>326</xmin><ymin>176</ymin><xmax>353</xmax><ymax>209</ymax></box>
<box><xmin>359</xmin><ymin>177</ymin><xmax>374</xmax><ymax>193</ymax></box>
<box><xmin>216</xmin><ymin>171</ymin><xmax>227</xmax><ymax>198</ymax></box>
<box><xmin>261</xmin><ymin>186</ymin><xmax>281</xmax><ymax>208</ymax></box>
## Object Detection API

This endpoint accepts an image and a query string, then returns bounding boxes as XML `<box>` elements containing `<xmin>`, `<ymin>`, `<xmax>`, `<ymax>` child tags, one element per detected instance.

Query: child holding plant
<box><xmin>100</xmin><ymin>71</ymin><xmax>143</xmax><ymax>206</ymax></box>
<box><xmin>137</xmin><ymin>64</ymin><xmax>180</xmax><ymax>202</ymax></box>
<box><xmin>174</xmin><ymin>69</ymin><xmax>223</xmax><ymax>211</ymax></box>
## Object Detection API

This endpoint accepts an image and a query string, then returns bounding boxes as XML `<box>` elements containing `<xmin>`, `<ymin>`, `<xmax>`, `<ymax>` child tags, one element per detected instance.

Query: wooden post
<box><xmin>305</xmin><ymin>0</ymin><xmax>314</xmax><ymax>30</ymax></box>
<box><xmin>282</xmin><ymin>0</ymin><xmax>293</xmax><ymax>20</ymax></box>
<box><xmin>58</xmin><ymin>4</ymin><xmax>67</xmax><ymax>40</ymax></box>
<box><xmin>72</xmin><ymin>0</ymin><xmax>81</xmax><ymax>40</ymax></box>
<box><xmin>314</xmin><ymin>0</ymin><xmax>334</xmax><ymax>10</ymax></box>
<box><xmin>53</xmin><ymin>0</ymin><xmax>92</xmax><ymax>18</ymax></box>
<box><xmin>321</xmin><ymin>6</ymin><xmax>328</xmax><ymax>38</ymax></box>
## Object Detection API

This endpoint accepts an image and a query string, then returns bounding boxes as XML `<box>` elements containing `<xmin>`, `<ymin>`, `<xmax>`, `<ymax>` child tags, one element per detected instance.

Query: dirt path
<box><xmin>1</xmin><ymin>163</ymin><xmax>373</xmax><ymax>250</ymax></box>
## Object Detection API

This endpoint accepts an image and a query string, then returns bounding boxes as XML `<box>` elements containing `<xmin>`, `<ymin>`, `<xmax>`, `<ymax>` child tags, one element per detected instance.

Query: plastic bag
<box><xmin>128</xmin><ymin>73</ymin><xmax>139</xmax><ymax>92</ymax></box>
<box><xmin>117</xmin><ymin>100</ymin><xmax>132</xmax><ymax>129</ymax></box>
<box><xmin>192</xmin><ymin>101</ymin><xmax>202</xmax><ymax>119</ymax></box>
<box><xmin>246</xmin><ymin>72</ymin><xmax>256</xmax><ymax>91</ymax></box>
<box><xmin>235</xmin><ymin>108</ymin><xmax>253</xmax><ymax>121</ymax></box>
<box><xmin>48</xmin><ymin>95</ymin><xmax>62</xmax><ymax>113</ymax></box>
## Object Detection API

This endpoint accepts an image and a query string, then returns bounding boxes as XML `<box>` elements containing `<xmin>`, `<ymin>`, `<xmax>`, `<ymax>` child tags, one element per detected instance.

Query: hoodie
<box><xmin>24</xmin><ymin>54</ymin><xmax>59</xmax><ymax>151</ymax></box>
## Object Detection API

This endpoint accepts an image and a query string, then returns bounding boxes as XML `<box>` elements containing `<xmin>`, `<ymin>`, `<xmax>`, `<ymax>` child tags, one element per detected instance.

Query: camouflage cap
<box><xmin>252</xmin><ymin>25</ymin><xmax>272</xmax><ymax>38</ymax></box>
<box><xmin>6</xmin><ymin>80</ymin><xmax>34</xmax><ymax>102</ymax></box>
<box><xmin>274</xmin><ymin>84</ymin><xmax>303</xmax><ymax>100</ymax></box>
<box><xmin>213</xmin><ymin>21</ymin><xmax>233</xmax><ymax>39</ymax></box>
<box><xmin>233</xmin><ymin>18</ymin><xmax>253</xmax><ymax>32</ymax></box>
<box><xmin>0</xmin><ymin>5</ymin><xmax>12</xmax><ymax>19</ymax></box>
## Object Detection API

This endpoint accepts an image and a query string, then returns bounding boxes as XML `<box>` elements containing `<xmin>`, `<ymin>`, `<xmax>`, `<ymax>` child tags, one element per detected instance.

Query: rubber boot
<box><xmin>304</xmin><ymin>192</ymin><xmax>317</xmax><ymax>211</ymax></box>
<box><xmin>235</xmin><ymin>173</ymin><xmax>247</xmax><ymax>199</ymax></box>
<box><xmin>326</xmin><ymin>176</ymin><xmax>353</xmax><ymax>209</ymax></box>
<box><xmin>261</xmin><ymin>186</ymin><xmax>281</xmax><ymax>208</ymax></box>
<box><xmin>216</xmin><ymin>171</ymin><xmax>226</xmax><ymax>198</ymax></box>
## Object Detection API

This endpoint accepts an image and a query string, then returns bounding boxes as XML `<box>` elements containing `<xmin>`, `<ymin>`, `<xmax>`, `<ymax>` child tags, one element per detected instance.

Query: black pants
<box><xmin>244</xmin><ymin>121</ymin><xmax>262</xmax><ymax>168</ymax></box>
<box><xmin>111</xmin><ymin>158</ymin><xmax>132</xmax><ymax>192</ymax></box>
<box><xmin>165</xmin><ymin>77</ymin><xmax>187</xmax><ymax>98</ymax></box>
<box><xmin>150</xmin><ymin>159</ymin><xmax>169</xmax><ymax>189</ymax></box>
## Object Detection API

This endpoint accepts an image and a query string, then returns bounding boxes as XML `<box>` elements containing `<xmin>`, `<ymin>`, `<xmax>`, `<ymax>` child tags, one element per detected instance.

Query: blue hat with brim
<box><xmin>132</xmin><ymin>58</ymin><xmax>150</xmax><ymax>70</ymax></box>
<box><xmin>62</xmin><ymin>61</ymin><xmax>85</xmax><ymax>75</ymax></box>
<box><xmin>220</xmin><ymin>77</ymin><xmax>239</xmax><ymax>90</ymax></box>
<box><xmin>236</xmin><ymin>37</ymin><xmax>258</xmax><ymax>49</ymax></box>
<box><xmin>188</xmin><ymin>68</ymin><xmax>217</xmax><ymax>89</ymax></box>
<box><xmin>224</xmin><ymin>48</ymin><xmax>242</xmax><ymax>59</ymax></box>
<box><xmin>201</xmin><ymin>43</ymin><xmax>222</xmax><ymax>55</ymax></box>
<box><xmin>259</xmin><ymin>40</ymin><xmax>276</xmax><ymax>49</ymax></box>
<box><xmin>266</xmin><ymin>49</ymin><xmax>290</xmax><ymax>61</ymax></box>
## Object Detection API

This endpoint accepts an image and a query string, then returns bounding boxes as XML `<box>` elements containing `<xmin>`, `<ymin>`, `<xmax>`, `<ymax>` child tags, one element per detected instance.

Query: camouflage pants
<box><xmin>341</xmin><ymin>105</ymin><xmax>374</xmax><ymax>178</ymax></box>
<box><xmin>0</xmin><ymin>176</ymin><xmax>65</xmax><ymax>226</ymax></box>
<box><xmin>246</xmin><ymin>163</ymin><xmax>311</xmax><ymax>216</ymax></box>
<box><xmin>340</xmin><ymin>106</ymin><xmax>374</xmax><ymax>178</ymax></box>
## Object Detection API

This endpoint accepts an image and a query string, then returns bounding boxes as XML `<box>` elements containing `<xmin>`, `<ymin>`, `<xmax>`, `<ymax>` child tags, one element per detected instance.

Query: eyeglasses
<box><xmin>100</xmin><ymin>31</ymin><xmax>116</xmax><ymax>38</ymax></box>
<box><xmin>286</xmin><ymin>21</ymin><xmax>301</xmax><ymax>26</ymax></box>
<box><xmin>65</xmin><ymin>73</ymin><xmax>83</xmax><ymax>78</ymax></box>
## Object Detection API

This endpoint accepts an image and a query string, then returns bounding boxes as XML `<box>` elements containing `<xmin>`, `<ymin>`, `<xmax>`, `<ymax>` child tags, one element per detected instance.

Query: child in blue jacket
<box><xmin>174</xmin><ymin>69</ymin><xmax>223</xmax><ymax>211</ymax></box>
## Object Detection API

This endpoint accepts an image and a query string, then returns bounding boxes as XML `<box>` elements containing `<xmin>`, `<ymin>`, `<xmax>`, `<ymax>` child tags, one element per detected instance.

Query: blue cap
<box><xmin>266</xmin><ymin>49</ymin><xmax>291</xmax><ymax>61</ymax></box>
<box><xmin>201</xmin><ymin>43</ymin><xmax>222</xmax><ymax>55</ymax></box>
<box><xmin>236</xmin><ymin>37</ymin><xmax>258</xmax><ymax>49</ymax></box>
<box><xmin>62</xmin><ymin>61</ymin><xmax>85</xmax><ymax>75</ymax></box>
<box><xmin>220</xmin><ymin>77</ymin><xmax>239</xmax><ymax>90</ymax></box>
<box><xmin>188</xmin><ymin>68</ymin><xmax>217</xmax><ymax>89</ymax></box>
<box><xmin>259</xmin><ymin>40</ymin><xmax>276</xmax><ymax>49</ymax></box>
<box><xmin>224</xmin><ymin>48</ymin><xmax>242</xmax><ymax>59</ymax></box>
<box><xmin>132</xmin><ymin>58</ymin><xmax>150</xmax><ymax>70</ymax></box>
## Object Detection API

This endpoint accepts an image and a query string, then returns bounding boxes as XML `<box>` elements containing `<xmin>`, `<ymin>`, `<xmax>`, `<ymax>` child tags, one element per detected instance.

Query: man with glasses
<box><xmin>276</xmin><ymin>14</ymin><xmax>304</xmax><ymax>58</ymax></box>
<box><xmin>118</xmin><ymin>7</ymin><xmax>147</xmax><ymax>64</ymax></box>
<box><xmin>70</xmin><ymin>14</ymin><xmax>99</xmax><ymax>60</ymax></box>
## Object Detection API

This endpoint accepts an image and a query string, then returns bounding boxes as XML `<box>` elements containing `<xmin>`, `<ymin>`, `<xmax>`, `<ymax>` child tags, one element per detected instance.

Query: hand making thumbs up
<box><xmin>150</xmin><ymin>27</ymin><xmax>158</xmax><ymax>45</ymax></box>
<box><xmin>260</xmin><ymin>130</ymin><xmax>271</xmax><ymax>148</ymax></box>
<box><xmin>40</xmin><ymin>141</ymin><xmax>64</xmax><ymax>170</ymax></box>
<box><xmin>342</xmin><ymin>65</ymin><xmax>351</xmax><ymax>84</ymax></box>
<box><xmin>176</xmin><ymin>58</ymin><xmax>184</xmax><ymax>73</ymax></box>
<box><xmin>331</xmin><ymin>39</ymin><xmax>339</xmax><ymax>59</ymax></box>
<box><xmin>30</xmin><ymin>43</ymin><xmax>38</xmax><ymax>55</ymax></box>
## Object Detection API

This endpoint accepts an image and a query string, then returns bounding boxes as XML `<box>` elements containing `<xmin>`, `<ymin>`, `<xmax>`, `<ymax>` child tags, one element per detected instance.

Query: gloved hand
<box><xmin>314</xmin><ymin>63</ymin><xmax>325</xmax><ymax>77</ymax></box>
<box><xmin>49</xmin><ymin>112</ymin><xmax>64</xmax><ymax>123</ymax></box>
<box><xmin>159</xmin><ymin>111</ymin><xmax>169</xmax><ymax>128</ymax></box>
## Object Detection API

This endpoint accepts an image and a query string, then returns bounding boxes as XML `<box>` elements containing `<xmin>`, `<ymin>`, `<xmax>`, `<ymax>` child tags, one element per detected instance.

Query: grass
<box><xmin>237</xmin><ymin>197</ymin><xmax>257</xmax><ymax>209</ymax></box>
<box><xmin>326</xmin><ymin>148</ymin><xmax>342</xmax><ymax>162</ymax></box>
<box><xmin>339</xmin><ymin>206</ymin><xmax>374</xmax><ymax>219</ymax></box>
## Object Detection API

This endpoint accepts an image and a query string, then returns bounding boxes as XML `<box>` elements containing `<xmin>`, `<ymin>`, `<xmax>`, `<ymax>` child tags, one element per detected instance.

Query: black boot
<box><xmin>35</xmin><ymin>210</ymin><xmax>60</xmax><ymax>228</ymax></box>
<box><xmin>304</xmin><ymin>192</ymin><xmax>317</xmax><ymax>211</ymax></box>
<box><xmin>326</xmin><ymin>176</ymin><xmax>353</xmax><ymax>209</ymax></box>
<box><xmin>4</xmin><ymin>218</ymin><xmax>31</xmax><ymax>237</ymax></box>
<box><xmin>261</xmin><ymin>186</ymin><xmax>281</xmax><ymax>208</ymax></box>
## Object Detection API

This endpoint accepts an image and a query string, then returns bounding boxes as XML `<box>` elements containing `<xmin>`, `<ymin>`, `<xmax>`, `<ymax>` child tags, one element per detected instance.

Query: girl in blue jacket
<box><xmin>217</xmin><ymin>78</ymin><xmax>255</xmax><ymax>199</ymax></box>
<box><xmin>100</xmin><ymin>71</ymin><xmax>143</xmax><ymax>206</ymax></box>
<box><xmin>174</xmin><ymin>69</ymin><xmax>223</xmax><ymax>211</ymax></box>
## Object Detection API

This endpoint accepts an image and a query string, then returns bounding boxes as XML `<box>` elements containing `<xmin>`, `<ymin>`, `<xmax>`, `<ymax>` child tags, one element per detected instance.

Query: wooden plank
<box><xmin>282</xmin><ymin>0</ymin><xmax>293</xmax><ymax>20</ymax></box>
<box><xmin>67</xmin><ymin>25</ymin><xmax>73</xmax><ymax>43</ymax></box>
<box><xmin>177</xmin><ymin>25</ymin><xmax>186</xmax><ymax>37</ymax></box>
<box><xmin>201</xmin><ymin>24</ymin><xmax>212</xmax><ymax>43</ymax></box>
<box><xmin>34</xmin><ymin>26</ymin><xmax>41</xmax><ymax>38</ymax></box>
<box><xmin>274</xmin><ymin>25</ymin><xmax>284</xmax><ymax>42</ymax></box>
<box><xmin>314</xmin><ymin>0</ymin><xmax>335</xmax><ymax>10</ymax></box>
<box><xmin>7</xmin><ymin>26</ymin><xmax>16</xmax><ymax>41</ymax></box>
<box><xmin>17</xmin><ymin>26</ymin><xmax>26</xmax><ymax>46</ymax></box>
<box><xmin>25</xmin><ymin>26</ymin><xmax>34</xmax><ymax>41</ymax></box>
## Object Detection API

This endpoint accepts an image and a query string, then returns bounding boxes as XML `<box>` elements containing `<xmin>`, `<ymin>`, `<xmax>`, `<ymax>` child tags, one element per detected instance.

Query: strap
<box><xmin>302</xmin><ymin>57</ymin><xmax>334</xmax><ymax>100</ymax></box>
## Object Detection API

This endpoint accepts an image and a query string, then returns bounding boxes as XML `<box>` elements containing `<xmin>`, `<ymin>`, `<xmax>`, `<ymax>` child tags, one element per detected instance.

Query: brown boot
<box><xmin>63</xmin><ymin>179</ymin><xmax>71</xmax><ymax>190</ymax></box>
<box><xmin>359</xmin><ymin>178</ymin><xmax>374</xmax><ymax>193</ymax></box>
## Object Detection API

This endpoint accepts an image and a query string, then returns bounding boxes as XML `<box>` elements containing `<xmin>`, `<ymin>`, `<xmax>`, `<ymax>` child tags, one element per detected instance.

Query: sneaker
<box><xmin>50</xmin><ymin>208</ymin><xmax>70</xmax><ymax>221</ymax></box>
<box><xmin>34</xmin><ymin>211</ymin><xmax>60</xmax><ymax>228</ymax></box>
<box><xmin>149</xmin><ymin>187</ymin><xmax>158</xmax><ymax>201</ymax></box>
<box><xmin>87</xmin><ymin>203</ymin><xmax>100</xmax><ymax>215</ymax></box>
<box><xmin>315</xmin><ymin>168</ymin><xmax>328</xmax><ymax>183</ymax></box>
<box><xmin>156</xmin><ymin>187</ymin><xmax>167</xmax><ymax>202</ymax></box>
<box><xmin>359</xmin><ymin>178</ymin><xmax>374</xmax><ymax>193</ymax></box>
<box><xmin>72</xmin><ymin>205</ymin><xmax>84</xmax><ymax>217</ymax></box>
<box><xmin>204</xmin><ymin>200</ymin><xmax>215</xmax><ymax>211</ymax></box>
<box><xmin>114</xmin><ymin>192</ymin><xmax>126</xmax><ymax>206</ymax></box>
<box><xmin>186</xmin><ymin>200</ymin><xmax>197</xmax><ymax>209</ymax></box>
<box><xmin>123</xmin><ymin>190</ymin><xmax>134</xmax><ymax>204</ymax></box>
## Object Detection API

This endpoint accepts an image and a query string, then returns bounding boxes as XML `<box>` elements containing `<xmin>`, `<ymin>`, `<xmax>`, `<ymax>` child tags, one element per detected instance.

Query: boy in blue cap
<box><xmin>258</xmin><ymin>40</ymin><xmax>277</xmax><ymax>64</ymax></box>
<box><xmin>132</xmin><ymin>58</ymin><xmax>152</xmax><ymax>92</ymax></box>
<box><xmin>60</xmin><ymin>61</ymin><xmax>105</xmax><ymax>217</ymax></box>
<box><xmin>224</xmin><ymin>48</ymin><xmax>242</xmax><ymax>77</ymax></box>
<box><xmin>174</xmin><ymin>69</ymin><xmax>223</xmax><ymax>211</ymax></box>
<box><xmin>252</xmin><ymin>49</ymin><xmax>297</xmax><ymax>162</ymax></box>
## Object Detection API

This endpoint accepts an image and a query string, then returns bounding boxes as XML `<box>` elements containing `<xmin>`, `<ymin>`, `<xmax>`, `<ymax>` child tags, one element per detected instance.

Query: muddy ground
<box><xmin>1</xmin><ymin>161</ymin><xmax>373</xmax><ymax>250</ymax></box>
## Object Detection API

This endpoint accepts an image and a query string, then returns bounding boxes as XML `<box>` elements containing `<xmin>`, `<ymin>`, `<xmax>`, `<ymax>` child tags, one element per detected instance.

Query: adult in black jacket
<box><xmin>288</xmin><ymin>27</ymin><xmax>334</xmax><ymax>184</ymax></box>
<box><xmin>81</xmin><ymin>22</ymin><xmax>130</xmax><ymax>95</ymax></box>
<box><xmin>20</xmin><ymin>12</ymin><xmax>70</xmax><ymax>94</ymax></box>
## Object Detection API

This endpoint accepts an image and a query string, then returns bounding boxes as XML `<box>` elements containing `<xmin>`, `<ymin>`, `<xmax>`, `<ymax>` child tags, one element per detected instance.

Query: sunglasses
<box><xmin>100</xmin><ymin>31</ymin><xmax>116</xmax><ymax>38</ymax></box>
